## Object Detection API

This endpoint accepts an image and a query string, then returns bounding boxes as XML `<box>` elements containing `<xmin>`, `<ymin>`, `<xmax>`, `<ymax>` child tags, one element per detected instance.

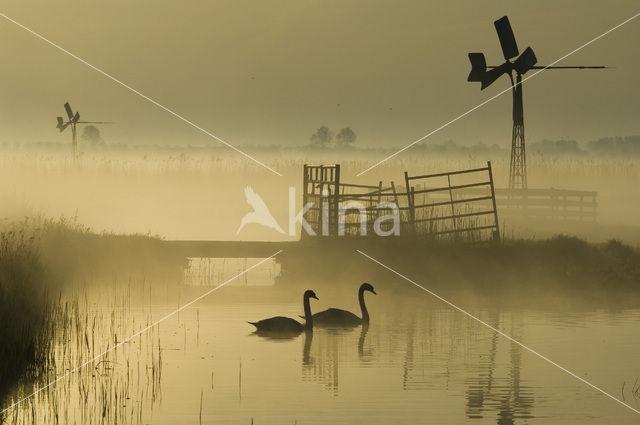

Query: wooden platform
<box><xmin>161</xmin><ymin>240</ymin><xmax>297</xmax><ymax>258</ymax></box>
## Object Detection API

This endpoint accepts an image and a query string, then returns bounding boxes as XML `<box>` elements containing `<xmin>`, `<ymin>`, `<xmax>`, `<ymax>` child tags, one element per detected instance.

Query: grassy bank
<box><xmin>0</xmin><ymin>217</ymin><xmax>187</xmax><ymax>399</ymax></box>
<box><xmin>277</xmin><ymin>235</ymin><xmax>640</xmax><ymax>306</ymax></box>
<box><xmin>0</xmin><ymin>224</ymin><xmax>52</xmax><ymax>394</ymax></box>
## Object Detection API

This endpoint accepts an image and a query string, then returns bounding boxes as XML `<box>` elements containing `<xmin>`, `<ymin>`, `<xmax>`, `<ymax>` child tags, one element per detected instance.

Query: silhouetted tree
<box><xmin>81</xmin><ymin>125</ymin><xmax>105</xmax><ymax>148</ymax></box>
<box><xmin>336</xmin><ymin>127</ymin><xmax>357</xmax><ymax>147</ymax></box>
<box><xmin>310</xmin><ymin>126</ymin><xmax>333</xmax><ymax>147</ymax></box>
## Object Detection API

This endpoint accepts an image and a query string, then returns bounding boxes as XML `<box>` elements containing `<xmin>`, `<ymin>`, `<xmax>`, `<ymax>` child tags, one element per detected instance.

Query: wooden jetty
<box><xmin>161</xmin><ymin>240</ymin><xmax>296</xmax><ymax>258</ymax></box>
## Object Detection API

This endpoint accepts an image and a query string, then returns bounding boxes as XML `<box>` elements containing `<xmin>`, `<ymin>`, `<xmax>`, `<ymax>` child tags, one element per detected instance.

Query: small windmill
<box><xmin>56</xmin><ymin>102</ymin><xmax>112</xmax><ymax>156</ymax></box>
<box><xmin>468</xmin><ymin>16</ymin><xmax>607</xmax><ymax>189</ymax></box>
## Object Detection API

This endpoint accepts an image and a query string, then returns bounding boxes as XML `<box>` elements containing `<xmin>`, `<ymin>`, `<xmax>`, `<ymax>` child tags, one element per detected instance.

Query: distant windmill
<box><xmin>56</xmin><ymin>102</ymin><xmax>112</xmax><ymax>156</ymax></box>
<box><xmin>468</xmin><ymin>16</ymin><xmax>607</xmax><ymax>189</ymax></box>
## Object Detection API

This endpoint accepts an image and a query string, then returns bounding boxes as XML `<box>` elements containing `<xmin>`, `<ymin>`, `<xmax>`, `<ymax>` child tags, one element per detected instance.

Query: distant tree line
<box><xmin>587</xmin><ymin>136</ymin><xmax>640</xmax><ymax>156</ymax></box>
<box><xmin>530</xmin><ymin>136</ymin><xmax>640</xmax><ymax>156</ymax></box>
<box><xmin>310</xmin><ymin>125</ymin><xmax>357</xmax><ymax>148</ymax></box>
<box><xmin>306</xmin><ymin>126</ymin><xmax>640</xmax><ymax>156</ymax></box>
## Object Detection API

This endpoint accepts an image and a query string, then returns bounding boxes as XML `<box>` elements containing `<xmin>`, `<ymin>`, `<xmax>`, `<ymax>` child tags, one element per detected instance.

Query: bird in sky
<box><xmin>236</xmin><ymin>186</ymin><xmax>285</xmax><ymax>235</ymax></box>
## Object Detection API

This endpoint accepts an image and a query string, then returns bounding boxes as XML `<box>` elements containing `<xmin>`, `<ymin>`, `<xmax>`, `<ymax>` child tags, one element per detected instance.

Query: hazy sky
<box><xmin>1</xmin><ymin>1</ymin><xmax>639</xmax><ymax>150</ymax></box>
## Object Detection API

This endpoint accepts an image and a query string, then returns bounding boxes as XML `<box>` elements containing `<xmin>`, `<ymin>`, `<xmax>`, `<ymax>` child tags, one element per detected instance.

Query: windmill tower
<box><xmin>467</xmin><ymin>16</ymin><xmax>607</xmax><ymax>189</ymax></box>
<box><xmin>56</xmin><ymin>102</ymin><xmax>112</xmax><ymax>156</ymax></box>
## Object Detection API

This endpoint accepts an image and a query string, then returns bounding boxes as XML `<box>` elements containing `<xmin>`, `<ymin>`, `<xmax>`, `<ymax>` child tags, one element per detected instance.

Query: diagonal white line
<box><xmin>356</xmin><ymin>249</ymin><xmax>640</xmax><ymax>416</ymax></box>
<box><xmin>0</xmin><ymin>250</ymin><xmax>282</xmax><ymax>416</ymax></box>
<box><xmin>0</xmin><ymin>12</ymin><xmax>283</xmax><ymax>177</ymax></box>
<box><xmin>356</xmin><ymin>11</ymin><xmax>640</xmax><ymax>177</ymax></box>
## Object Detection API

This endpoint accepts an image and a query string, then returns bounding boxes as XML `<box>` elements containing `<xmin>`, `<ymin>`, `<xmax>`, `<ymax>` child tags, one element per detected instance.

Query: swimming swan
<box><xmin>308</xmin><ymin>283</ymin><xmax>375</xmax><ymax>327</ymax></box>
<box><xmin>249</xmin><ymin>290</ymin><xmax>318</xmax><ymax>333</ymax></box>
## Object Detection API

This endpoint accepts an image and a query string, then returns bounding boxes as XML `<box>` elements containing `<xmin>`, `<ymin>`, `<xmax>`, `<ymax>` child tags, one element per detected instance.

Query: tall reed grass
<box><xmin>0</xmin><ymin>216</ymin><xmax>187</xmax><ymax>408</ymax></box>
<box><xmin>0</xmin><ymin>222</ymin><xmax>53</xmax><ymax>395</ymax></box>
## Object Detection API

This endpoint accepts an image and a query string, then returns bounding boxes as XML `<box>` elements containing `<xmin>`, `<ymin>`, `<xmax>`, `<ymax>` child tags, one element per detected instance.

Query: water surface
<box><xmin>3</xmin><ymin>259</ymin><xmax>640</xmax><ymax>424</ymax></box>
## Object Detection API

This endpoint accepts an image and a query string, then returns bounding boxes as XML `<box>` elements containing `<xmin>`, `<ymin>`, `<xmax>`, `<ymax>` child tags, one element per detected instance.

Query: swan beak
<box><xmin>371</xmin><ymin>289</ymin><xmax>377</xmax><ymax>295</ymax></box>
<box><xmin>312</xmin><ymin>294</ymin><xmax>319</xmax><ymax>300</ymax></box>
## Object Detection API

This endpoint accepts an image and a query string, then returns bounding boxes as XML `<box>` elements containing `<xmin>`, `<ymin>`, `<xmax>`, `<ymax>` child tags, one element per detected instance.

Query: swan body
<box><xmin>307</xmin><ymin>283</ymin><xmax>376</xmax><ymax>327</ymax></box>
<box><xmin>248</xmin><ymin>316</ymin><xmax>305</xmax><ymax>332</ymax></box>
<box><xmin>249</xmin><ymin>290</ymin><xmax>318</xmax><ymax>334</ymax></box>
<box><xmin>311</xmin><ymin>308</ymin><xmax>362</xmax><ymax>326</ymax></box>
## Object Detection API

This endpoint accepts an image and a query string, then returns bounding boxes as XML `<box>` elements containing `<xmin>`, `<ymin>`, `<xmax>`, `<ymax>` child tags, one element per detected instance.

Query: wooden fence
<box><xmin>457</xmin><ymin>188</ymin><xmax>598</xmax><ymax>222</ymax></box>
<box><xmin>302</xmin><ymin>162</ymin><xmax>501</xmax><ymax>242</ymax></box>
<box><xmin>403</xmin><ymin>162</ymin><xmax>500</xmax><ymax>242</ymax></box>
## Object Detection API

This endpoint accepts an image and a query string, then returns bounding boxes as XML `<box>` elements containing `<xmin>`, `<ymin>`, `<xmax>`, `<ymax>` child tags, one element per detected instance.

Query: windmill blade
<box><xmin>467</xmin><ymin>53</ymin><xmax>487</xmax><ymax>82</ymax></box>
<box><xmin>514</xmin><ymin>46</ymin><xmax>537</xmax><ymax>74</ymax></box>
<box><xmin>481</xmin><ymin>63</ymin><xmax>510</xmax><ymax>90</ymax></box>
<box><xmin>64</xmin><ymin>102</ymin><xmax>74</xmax><ymax>119</ymax></box>
<box><xmin>494</xmin><ymin>16</ymin><xmax>519</xmax><ymax>60</ymax></box>
<box><xmin>73</xmin><ymin>112</ymin><xmax>80</xmax><ymax>123</ymax></box>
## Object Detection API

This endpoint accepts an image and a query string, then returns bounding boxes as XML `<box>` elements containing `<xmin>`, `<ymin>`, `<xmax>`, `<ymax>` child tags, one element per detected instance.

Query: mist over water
<box><xmin>3</xmin><ymin>258</ymin><xmax>640</xmax><ymax>424</ymax></box>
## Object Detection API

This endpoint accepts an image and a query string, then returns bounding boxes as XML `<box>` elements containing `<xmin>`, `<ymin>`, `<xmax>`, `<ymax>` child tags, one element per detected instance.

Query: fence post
<box><xmin>302</xmin><ymin>164</ymin><xmax>309</xmax><ymax>240</ymax></box>
<box><xmin>390</xmin><ymin>181</ymin><xmax>399</xmax><ymax>208</ymax></box>
<box><xmin>404</xmin><ymin>171</ymin><xmax>416</xmax><ymax>235</ymax></box>
<box><xmin>487</xmin><ymin>161</ymin><xmax>501</xmax><ymax>242</ymax></box>
<box><xmin>373</xmin><ymin>181</ymin><xmax>383</xmax><ymax>234</ymax></box>
<box><xmin>447</xmin><ymin>174</ymin><xmax>458</xmax><ymax>239</ymax></box>
<box><xmin>333</xmin><ymin>164</ymin><xmax>340</xmax><ymax>236</ymax></box>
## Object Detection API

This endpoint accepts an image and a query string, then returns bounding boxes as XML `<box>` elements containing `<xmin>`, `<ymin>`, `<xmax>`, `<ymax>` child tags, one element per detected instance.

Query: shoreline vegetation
<box><xmin>278</xmin><ymin>236</ymin><xmax>640</xmax><ymax>306</ymax></box>
<box><xmin>0</xmin><ymin>217</ymin><xmax>186</xmax><ymax>401</ymax></box>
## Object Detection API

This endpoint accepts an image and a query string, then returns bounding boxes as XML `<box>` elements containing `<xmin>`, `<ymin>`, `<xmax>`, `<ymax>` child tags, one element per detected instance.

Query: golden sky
<box><xmin>0</xmin><ymin>0</ymin><xmax>638</xmax><ymax>148</ymax></box>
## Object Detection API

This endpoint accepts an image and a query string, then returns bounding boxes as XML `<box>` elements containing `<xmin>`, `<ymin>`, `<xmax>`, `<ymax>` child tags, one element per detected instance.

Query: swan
<box><xmin>248</xmin><ymin>290</ymin><xmax>318</xmax><ymax>333</ymax></box>
<box><xmin>307</xmin><ymin>283</ymin><xmax>376</xmax><ymax>327</ymax></box>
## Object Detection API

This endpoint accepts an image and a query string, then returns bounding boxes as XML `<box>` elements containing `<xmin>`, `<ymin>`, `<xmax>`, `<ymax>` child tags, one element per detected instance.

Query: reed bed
<box><xmin>0</xmin><ymin>217</ymin><xmax>187</xmax><ymax>423</ymax></box>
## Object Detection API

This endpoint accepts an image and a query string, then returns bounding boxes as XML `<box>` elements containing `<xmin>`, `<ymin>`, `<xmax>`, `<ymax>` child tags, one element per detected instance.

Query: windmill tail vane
<box><xmin>56</xmin><ymin>117</ymin><xmax>69</xmax><ymax>133</ymax></box>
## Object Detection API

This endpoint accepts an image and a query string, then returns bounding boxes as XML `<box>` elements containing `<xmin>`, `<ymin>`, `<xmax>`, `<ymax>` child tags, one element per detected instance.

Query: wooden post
<box><xmin>303</xmin><ymin>164</ymin><xmax>309</xmax><ymax>206</ymax></box>
<box><xmin>487</xmin><ymin>161</ymin><xmax>501</xmax><ymax>242</ymax></box>
<box><xmin>447</xmin><ymin>174</ymin><xmax>458</xmax><ymax>238</ymax></box>
<box><xmin>404</xmin><ymin>171</ymin><xmax>415</xmax><ymax>235</ymax></box>
<box><xmin>390</xmin><ymin>181</ymin><xmax>400</xmax><ymax>236</ymax></box>
<box><xmin>302</xmin><ymin>165</ymin><xmax>309</xmax><ymax>239</ymax></box>
<box><xmin>316</xmin><ymin>166</ymin><xmax>324</xmax><ymax>237</ymax></box>
<box><xmin>374</xmin><ymin>181</ymin><xmax>383</xmax><ymax>234</ymax></box>
<box><xmin>333</xmin><ymin>164</ymin><xmax>340</xmax><ymax>237</ymax></box>
<box><xmin>390</xmin><ymin>181</ymin><xmax>399</xmax><ymax>208</ymax></box>
<box><xmin>410</xmin><ymin>187</ymin><xmax>416</xmax><ymax>235</ymax></box>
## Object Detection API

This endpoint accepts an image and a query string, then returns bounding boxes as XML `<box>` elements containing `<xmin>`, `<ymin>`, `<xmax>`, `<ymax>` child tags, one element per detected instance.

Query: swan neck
<box><xmin>303</xmin><ymin>294</ymin><xmax>313</xmax><ymax>329</ymax></box>
<box><xmin>359</xmin><ymin>288</ymin><xmax>369</xmax><ymax>323</ymax></box>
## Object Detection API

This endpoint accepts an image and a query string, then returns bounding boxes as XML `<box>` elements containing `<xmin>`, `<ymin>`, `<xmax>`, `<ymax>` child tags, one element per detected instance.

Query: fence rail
<box><xmin>302</xmin><ymin>162</ymin><xmax>500</xmax><ymax>242</ymax></box>
<box><xmin>404</xmin><ymin>161</ymin><xmax>500</xmax><ymax>242</ymax></box>
<box><xmin>457</xmin><ymin>187</ymin><xmax>598</xmax><ymax>221</ymax></box>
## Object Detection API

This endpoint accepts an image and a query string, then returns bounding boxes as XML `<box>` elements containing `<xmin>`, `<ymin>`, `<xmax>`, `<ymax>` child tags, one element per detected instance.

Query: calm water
<box><xmin>3</xmin><ymin>258</ymin><xmax>640</xmax><ymax>424</ymax></box>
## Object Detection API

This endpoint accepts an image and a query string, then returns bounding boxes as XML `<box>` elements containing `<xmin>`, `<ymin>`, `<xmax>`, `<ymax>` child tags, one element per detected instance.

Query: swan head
<box><xmin>361</xmin><ymin>282</ymin><xmax>376</xmax><ymax>295</ymax></box>
<box><xmin>304</xmin><ymin>290</ymin><xmax>319</xmax><ymax>300</ymax></box>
